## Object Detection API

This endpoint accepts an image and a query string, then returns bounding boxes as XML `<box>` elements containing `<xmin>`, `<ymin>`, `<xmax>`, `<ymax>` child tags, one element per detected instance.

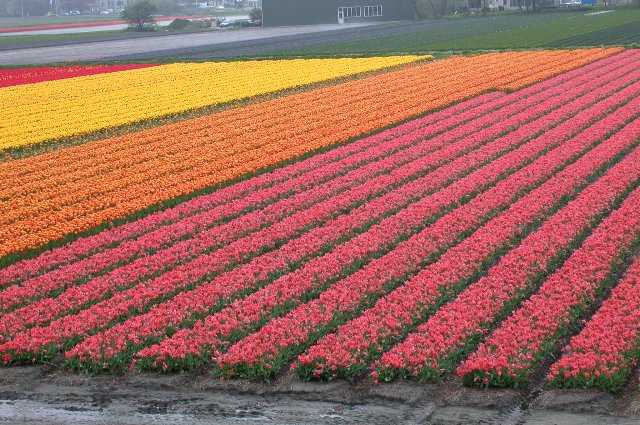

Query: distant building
<box><xmin>262</xmin><ymin>0</ymin><xmax>415</xmax><ymax>27</ymax></box>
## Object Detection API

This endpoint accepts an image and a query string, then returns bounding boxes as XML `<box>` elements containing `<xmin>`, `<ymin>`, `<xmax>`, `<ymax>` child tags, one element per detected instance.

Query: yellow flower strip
<box><xmin>0</xmin><ymin>56</ymin><xmax>425</xmax><ymax>150</ymax></box>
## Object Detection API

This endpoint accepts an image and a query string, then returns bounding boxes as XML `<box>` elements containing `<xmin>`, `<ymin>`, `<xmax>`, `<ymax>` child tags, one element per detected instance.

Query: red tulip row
<box><xmin>212</xmin><ymin>86</ymin><xmax>640</xmax><ymax>379</ymax></box>
<box><xmin>376</xmin><ymin>116</ymin><xmax>640</xmax><ymax>383</ymax></box>
<box><xmin>547</xmin><ymin>256</ymin><xmax>640</xmax><ymax>392</ymax></box>
<box><xmin>458</xmin><ymin>163</ymin><xmax>640</xmax><ymax>387</ymax></box>
<box><xmin>124</xmin><ymin>69</ymin><xmax>640</xmax><ymax>375</ymax></box>
<box><xmin>295</xmin><ymin>87</ymin><xmax>640</xmax><ymax>381</ymax></box>
<box><xmin>0</xmin><ymin>90</ymin><xmax>505</xmax><ymax>293</ymax></box>
<box><xmin>0</xmin><ymin>64</ymin><xmax>155</xmax><ymax>88</ymax></box>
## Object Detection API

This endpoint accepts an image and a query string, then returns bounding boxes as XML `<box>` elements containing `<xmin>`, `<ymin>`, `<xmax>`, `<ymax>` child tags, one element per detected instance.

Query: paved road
<box><xmin>0</xmin><ymin>23</ymin><xmax>378</xmax><ymax>65</ymax></box>
<box><xmin>111</xmin><ymin>20</ymin><xmax>435</xmax><ymax>61</ymax></box>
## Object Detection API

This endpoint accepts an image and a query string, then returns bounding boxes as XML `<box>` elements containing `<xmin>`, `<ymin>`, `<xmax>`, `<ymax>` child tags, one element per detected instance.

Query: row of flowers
<box><xmin>376</xmin><ymin>106</ymin><xmax>640</xmax><ymax>382</ymax></box>
<box><xmin>1</xmin><ymin>56</ymin><xmax>427</xmax><ymax>150</ymax></box>
<box><xmin>547</xmin><ymin>255</ymin><xmax>640</xmax><ymax>392</ymax></box>
<box><xmin>7</xmin><ymin>49</ymin><xmax>614</xmax><ymax>295</ymax></box>
<box><xmin>295</xmin><ymin>72</ymin><xmax>640</xmax><ymax>381</ymax></box>
<box><xmin>212</xmin><ymin>76</ymin><xmax>640</xmax><ymax>379</ymax></box>
<box><xmin>0</xmin><ymin>50</ymin><xmax>618</xmax><ymax>259</ymax></box>
<box><xmin>117</xmin><ymin>64</ymin><xmax>630</xmax><ymax>374</ymax></box>
<box><xmin>0</xmin><ymin>64</ymin><xmax>155</xmax><ymax>89</ymax></box>
<box><xmin>458</xmin><ymin>138</ymin><xmax>640</xmax><ymax>386</ymax></box>
<box><xmin>0</xmin><ymin>89</ymin><xmax>501</xmax><ymax>289</ymax></box>
<box><xmin>0</xmin><ymin>70</ymin><xmax>554</xmax><ymax>362</ymax></box>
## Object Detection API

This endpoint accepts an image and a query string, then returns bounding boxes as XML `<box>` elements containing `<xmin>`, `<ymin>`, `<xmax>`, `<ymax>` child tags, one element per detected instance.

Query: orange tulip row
<box><xmin>0</xmin><ymin>49</ymin><xmax>621</xmax><ymax>260</ymax></box>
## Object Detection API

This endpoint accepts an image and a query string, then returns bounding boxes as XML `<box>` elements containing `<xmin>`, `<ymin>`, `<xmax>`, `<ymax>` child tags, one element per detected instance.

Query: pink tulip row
<box><xmin>295</xmin><ymin>90</ymin><xmax>640</xmax><ymax>381</ymax></box>
<box><xmin>0</xmin><ymin>55</ymin><xmax>617</xmax><ymax>352</ymax></box>
<box><xmin>0</xmin><ymin>90</ymin><xmax>502</xmax><ymax>290</ymax></box>
<box><xmin>458</xmin><ymin>160</ymin><xmax>640</xmax><ymax>387</ymax></box>
<box><xmin>1</xmin><ymin>51</ymin><xmax>629</xmax><ymax>289</ymax></box>
<box><xmin>376</xmin><ymin>116</ymin><xmax>640</xmax><ymax>382</ymax></box>
<box><xmin>124</xmin><ymin>68</ymin><xmax>640</xmax><ymax>374</ymax></box>
<box><xmin>60</xmin><ymin>70</ymin><xmax>601</xmax><ymax>370</ymax></box>
<box><xmin>547</xmin><ymin>256</ymin><xmax>640</xmax><ymax>392</ymax></box>
<box><xmin>212</xmin><ymin>85</ymin><xmax>640</xmax><ymax>378</ymax></box>
<box><xmin>0</xmin><ymin>72</ymin><xmax>585</xmax><ymax>343</ymax></box>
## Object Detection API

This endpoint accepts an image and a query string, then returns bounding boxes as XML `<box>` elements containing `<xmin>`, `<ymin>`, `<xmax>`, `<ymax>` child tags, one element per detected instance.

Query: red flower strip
<box><xmin>458</xmin><ymin>185</ymin><xmax>640</xmax><ymax>386</ymax></box>
<box><xmin>0</xmin><ymin>64</ymin><xmax>155</xmax><ymax>88</ymax></box>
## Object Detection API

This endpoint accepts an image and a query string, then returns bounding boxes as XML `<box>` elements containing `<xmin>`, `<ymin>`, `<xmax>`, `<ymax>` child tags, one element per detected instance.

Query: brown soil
<box><xmin>1</xmin><ymin>366</ymin><xmax>639</xmax><ymax>424</ymax></box>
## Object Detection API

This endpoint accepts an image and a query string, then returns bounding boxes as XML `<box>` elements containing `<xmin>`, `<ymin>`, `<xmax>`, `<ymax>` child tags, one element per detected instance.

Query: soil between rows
<box><xmin>1</xmin><ymin>366</ymin><xmax>639</xmax><ymax>424</ymax></box>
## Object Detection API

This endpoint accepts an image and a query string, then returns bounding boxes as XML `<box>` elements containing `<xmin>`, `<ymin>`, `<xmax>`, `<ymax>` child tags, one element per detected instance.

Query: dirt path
<box><xmin>1</xmin><ymin>366</ymin><xmax>639</xmax><ymax>424</ymax></box>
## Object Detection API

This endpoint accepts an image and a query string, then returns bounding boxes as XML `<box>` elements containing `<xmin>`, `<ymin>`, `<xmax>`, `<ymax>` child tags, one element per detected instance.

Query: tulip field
<box><xmin>4</xmin><ymin>47</ymin><xmax>640</xmax><ymax>404</ymax></box>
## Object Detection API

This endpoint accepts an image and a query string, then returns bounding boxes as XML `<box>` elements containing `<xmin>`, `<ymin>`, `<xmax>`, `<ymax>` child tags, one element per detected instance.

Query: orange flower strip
<box><xmin>0</xmin><ymin>49</ymin><xmax>621</xmax><ymax>259</ymax></box>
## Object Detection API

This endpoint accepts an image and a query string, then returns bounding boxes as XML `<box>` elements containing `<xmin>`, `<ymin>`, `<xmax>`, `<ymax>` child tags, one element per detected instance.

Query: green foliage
<box><xmin>121</xmin><ymin>0</ymin><xmax>157</xmax><ymax>31</ymax></box>
<box><xmin>249</xmin><ymin>7</ymin><xmax>261</xmax><ymax>21</ymax></box>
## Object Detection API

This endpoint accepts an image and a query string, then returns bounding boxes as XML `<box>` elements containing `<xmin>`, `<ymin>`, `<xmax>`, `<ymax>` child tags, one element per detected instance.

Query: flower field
<box><xmin>3</xmin><ymin>48</ymin><xmax>640</xmax><ymax>399</ymax></box>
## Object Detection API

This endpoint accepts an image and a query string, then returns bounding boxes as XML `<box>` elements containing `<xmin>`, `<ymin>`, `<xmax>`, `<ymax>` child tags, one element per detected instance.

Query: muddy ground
<box><xmin>1</xmin><ymin>366</ymin><xmax>640</xmax><ymax>424</ymax></box>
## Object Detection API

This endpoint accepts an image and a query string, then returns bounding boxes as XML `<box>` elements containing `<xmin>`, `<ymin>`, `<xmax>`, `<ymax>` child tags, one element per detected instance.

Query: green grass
<box><xmin>266</xmin><ymin>9</ymin><xmax>640</xmax><ymax>57</ymax></box>
<box><xmin>0</xmin><ymin>30</ymin><xmax>127</xmax><ymax>48</ymax></box>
